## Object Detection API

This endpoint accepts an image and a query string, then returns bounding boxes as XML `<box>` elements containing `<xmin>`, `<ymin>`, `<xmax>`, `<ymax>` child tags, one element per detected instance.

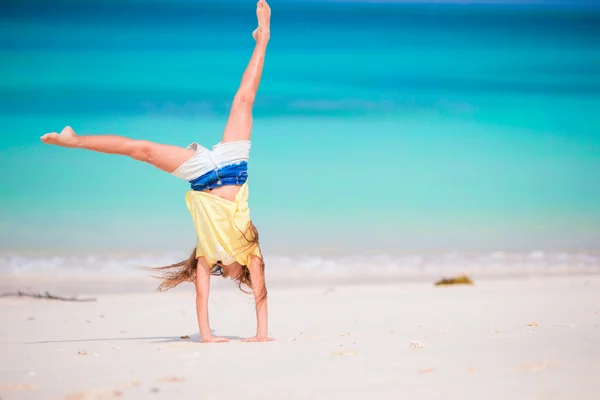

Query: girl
<box><xmin>41</xmin><ymin>1</ymin><xmax>274</xmax><ymax>343</ymax></box>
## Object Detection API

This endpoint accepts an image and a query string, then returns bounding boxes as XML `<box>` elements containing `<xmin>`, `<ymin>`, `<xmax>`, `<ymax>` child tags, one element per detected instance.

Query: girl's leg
<box><xmin>220</xmin><ymin>0</ymin><xmax>271</xmax><ymax>143</ymax></box>
<box><xmin>41</xmin><ymin>126</ymin><xmax>194</xmax><ymax>174</ymax></box>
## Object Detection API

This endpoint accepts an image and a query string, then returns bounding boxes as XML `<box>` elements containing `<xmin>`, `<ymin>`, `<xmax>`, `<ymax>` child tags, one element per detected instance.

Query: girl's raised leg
<box><xmin>220</xmin><ymin>0</ymin><xmax>271</xmax><ymax>143</ymax></box>
<box><xmin>41</xmin><ymin>126</ymin><xmax>194</xmax><ymax>174</ymax></box>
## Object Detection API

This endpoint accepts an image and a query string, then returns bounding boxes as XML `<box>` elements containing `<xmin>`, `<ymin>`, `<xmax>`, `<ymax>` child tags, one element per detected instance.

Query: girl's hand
<box><xmin>201</xmin><ymin>336</ymin><xmax>230</xmax><ymax>343</ymax></box>
<box><xmin>243</xmin><ymin>336</ymin><xmax>275</xmax><ymax>343</ymax></box>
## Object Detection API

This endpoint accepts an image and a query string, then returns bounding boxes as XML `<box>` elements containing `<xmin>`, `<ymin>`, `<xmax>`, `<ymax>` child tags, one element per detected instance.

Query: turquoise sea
<box><xmin>1</xmin><ymin>0</ymin><xmax>599</xmax><ymax>279</ymax></box>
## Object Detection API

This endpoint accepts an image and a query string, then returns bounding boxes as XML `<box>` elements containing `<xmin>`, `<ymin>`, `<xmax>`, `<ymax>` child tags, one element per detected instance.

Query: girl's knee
<box><xmin>234</xmin><ymin>91</ymin><xmax>256</xmax><ymax>107</ymax></box>
<box><xmin>129</xmin><ymin>140</ymin><xmax>153</xmax><ymax>161</ymax></box>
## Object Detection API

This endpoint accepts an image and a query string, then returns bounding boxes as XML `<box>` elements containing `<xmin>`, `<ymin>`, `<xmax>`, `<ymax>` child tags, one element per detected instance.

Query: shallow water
<box><xmin>1</xmin><ymin>0</ymin><xmax>599</xmax><ymax>277</ymax></box>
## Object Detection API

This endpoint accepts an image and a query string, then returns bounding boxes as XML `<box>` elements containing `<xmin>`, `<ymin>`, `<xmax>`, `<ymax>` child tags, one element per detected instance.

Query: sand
<box><xmin>1</xmin><ymin>274</ymin><xmax>599</xmax><ymax>400</ymax></box>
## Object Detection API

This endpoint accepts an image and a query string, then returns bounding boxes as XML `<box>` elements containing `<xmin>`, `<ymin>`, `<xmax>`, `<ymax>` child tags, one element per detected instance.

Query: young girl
<box><xmin>41</xmin><ymin>0</ymin><xmax>274</xmax><ymax>343</ymax></box>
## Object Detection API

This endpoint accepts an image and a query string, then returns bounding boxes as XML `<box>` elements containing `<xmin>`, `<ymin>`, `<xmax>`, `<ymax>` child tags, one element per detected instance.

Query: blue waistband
<box><xmin>189</xmin><ymin>162</ymin><xmax>248</xmax><ymax>191</ymax></box>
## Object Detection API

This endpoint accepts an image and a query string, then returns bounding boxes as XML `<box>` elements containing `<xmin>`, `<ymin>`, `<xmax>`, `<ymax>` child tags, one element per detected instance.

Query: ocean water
<box><xmin>1</xmin><ymin>0</ymin><xmax>600</xmax><ymax>280</ymax></box>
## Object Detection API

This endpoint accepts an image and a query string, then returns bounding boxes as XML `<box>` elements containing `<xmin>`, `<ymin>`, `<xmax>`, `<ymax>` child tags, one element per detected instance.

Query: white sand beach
<box><xmin>1</xmin><ymin>274</ymin><xmax>599</xmax><ymax>400</ymax></box>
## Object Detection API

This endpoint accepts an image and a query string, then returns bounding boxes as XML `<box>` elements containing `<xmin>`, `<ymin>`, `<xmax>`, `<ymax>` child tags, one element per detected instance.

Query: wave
<box><xmin>1</xmin><ymin>250</ymin><xmax>598</xmax><ymax>281</ymax></box>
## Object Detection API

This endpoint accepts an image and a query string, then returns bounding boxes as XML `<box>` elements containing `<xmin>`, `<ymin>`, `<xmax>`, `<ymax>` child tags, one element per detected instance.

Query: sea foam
<box><xmin>1</xmin><ymin>250</ymin><xmax>598</xmax><ymax>283</ymax></box>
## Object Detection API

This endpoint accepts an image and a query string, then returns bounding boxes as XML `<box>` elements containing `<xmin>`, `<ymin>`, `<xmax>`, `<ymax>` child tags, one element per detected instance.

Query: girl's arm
<box><xmin>243</xmin><ymin>256</ymin><xmax>275</xmax><ymax>342</ymax></box>
<box><xmin>195</xmin><ymin>259</ymin><xmax>229</xmax><ymax>343</ymax></box>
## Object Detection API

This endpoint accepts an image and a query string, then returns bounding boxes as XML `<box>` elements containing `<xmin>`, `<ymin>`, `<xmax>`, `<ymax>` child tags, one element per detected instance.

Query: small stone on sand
<box><xmin>331</xmin><ymin>350</ymin><xmax>357</xmax><ymax>356</ymax></box>
<box><xmin>159</xmin><ymin>375</ymin><xmax>185</xmax><ymax>383</ymax></box>
<box><xmin>521</xmin><ymin>362</ymin><xmax>550</xmax><ymax>371</ymax></box>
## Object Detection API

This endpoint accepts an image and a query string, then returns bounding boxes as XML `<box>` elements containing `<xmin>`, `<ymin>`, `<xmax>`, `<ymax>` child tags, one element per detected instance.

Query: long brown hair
<box><xmin>147</xmin><ymin>222</ymin><xmax>266</xmax><ymax>303</ymax></box>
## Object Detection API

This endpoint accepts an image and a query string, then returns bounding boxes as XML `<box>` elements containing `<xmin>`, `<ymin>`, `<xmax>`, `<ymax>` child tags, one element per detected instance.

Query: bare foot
<box><xmin>41</xmin><ymin>126</ymin><xmax>79</xmax><ymax>147</ymax></box>
<box><xmin>253</xmin><ymin>0</ymin><xmax>271</xmax><ymax>42</ymax></box>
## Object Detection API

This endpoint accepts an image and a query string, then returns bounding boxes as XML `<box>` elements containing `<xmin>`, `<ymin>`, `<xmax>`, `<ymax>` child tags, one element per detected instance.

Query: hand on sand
<box><xmin>242</xmin><ymin>336</ymin><xmax>276</xmax><ymax>343</ymax></box>
<box><xmin>252</xmin><ymin>0</ymin><xmax>271</xmax><ymax>42</ymax></box>
<box><xmin>201</xmin><ymin>336</ymin><xmax>230</xmax><ymax>344</ymax></box>
<box><xmin>40</xmin><ymin>126</ymin><xmax>79</xmax><ymax>147</ymax></box>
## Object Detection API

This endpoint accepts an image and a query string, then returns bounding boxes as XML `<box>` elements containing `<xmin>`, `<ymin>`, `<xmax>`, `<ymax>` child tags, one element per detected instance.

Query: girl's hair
<box><xmin>147</xmin><ymin>222</ymin><xmax>266</xmax><ymax>303</ymax></box>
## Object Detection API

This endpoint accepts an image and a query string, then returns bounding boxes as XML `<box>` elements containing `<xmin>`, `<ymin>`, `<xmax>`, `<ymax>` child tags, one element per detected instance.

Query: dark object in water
<box><xmin>434</xmin><ymin>275</ymin><xmax>474</xmax><ymax>286</ymax></box>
